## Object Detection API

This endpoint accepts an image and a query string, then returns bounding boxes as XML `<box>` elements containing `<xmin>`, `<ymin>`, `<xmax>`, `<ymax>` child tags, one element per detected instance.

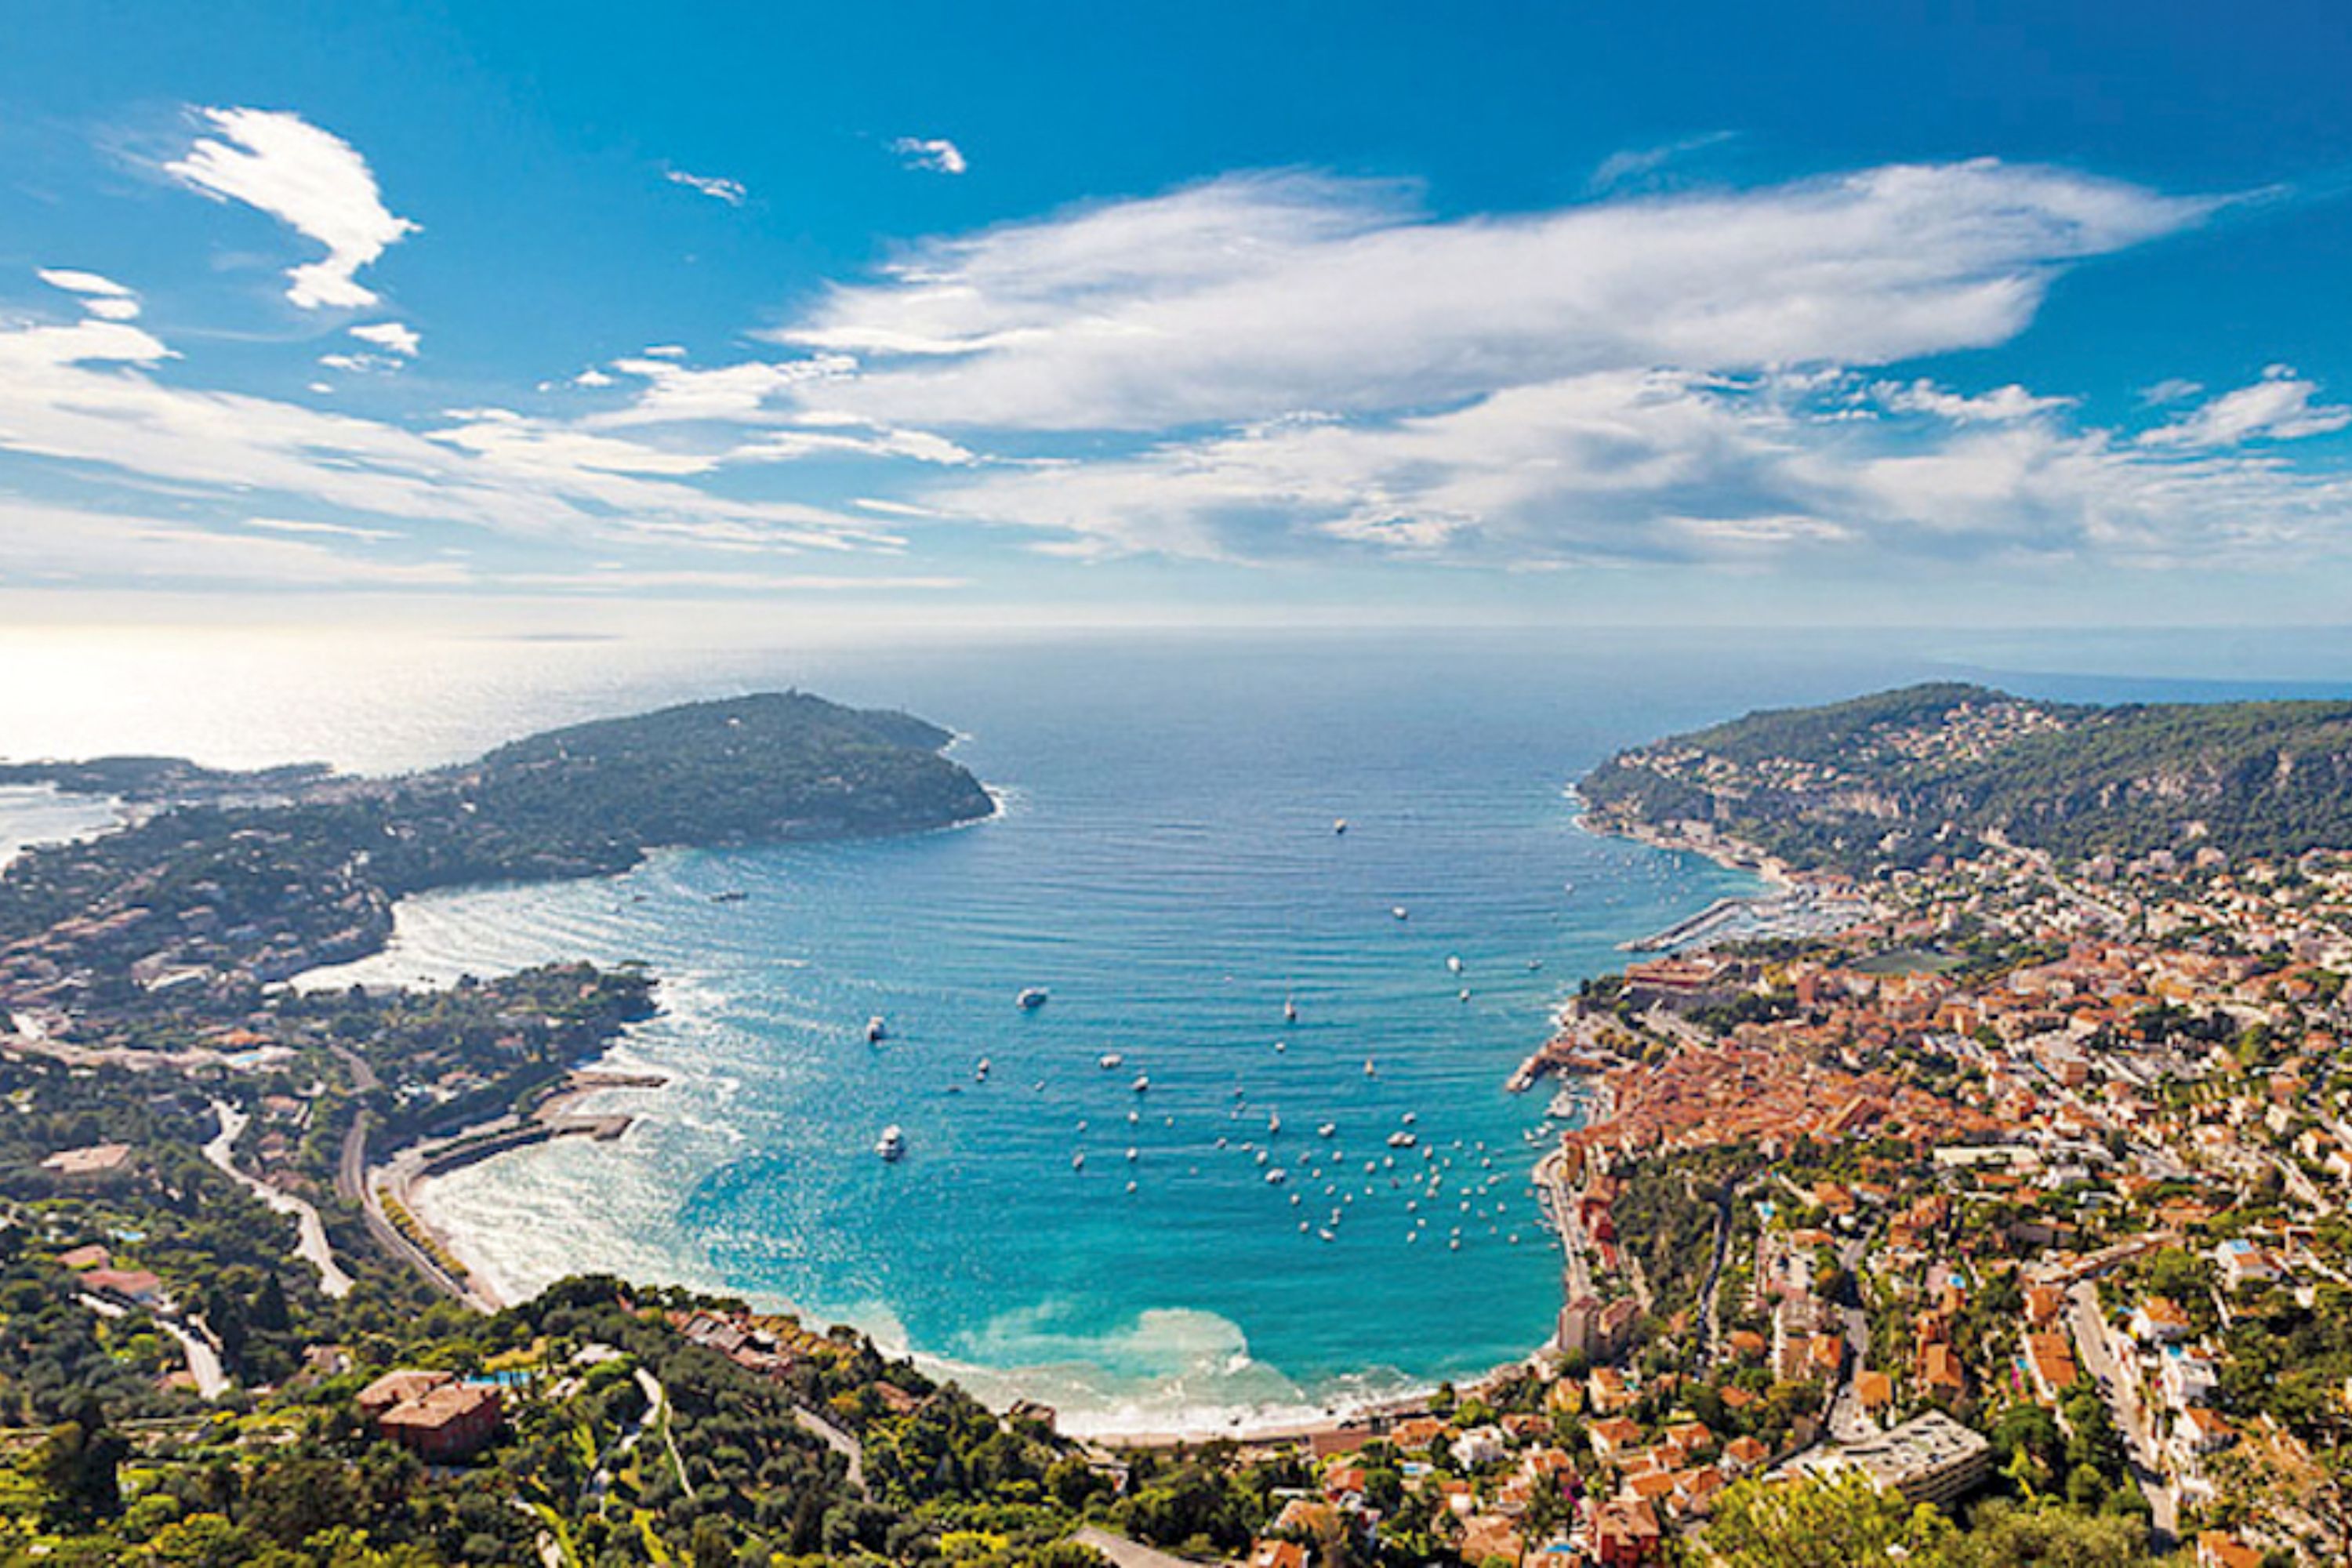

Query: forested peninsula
<box><xmin>1579</xmin><ymin>681</ymin><xmax>2352</xmax><ymax>875</ymax></box>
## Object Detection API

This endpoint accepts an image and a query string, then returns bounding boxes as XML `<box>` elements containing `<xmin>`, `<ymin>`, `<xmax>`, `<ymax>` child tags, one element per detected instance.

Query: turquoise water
<box><xmin>301</xmin><ymin>636</ymin><xmax>1846</xmax><ymax>1433</ymax></box>
<box><xmin>97</xmin><ymin>627</ymin><xmax>2352</xmax><ymax>1435</ymax></box>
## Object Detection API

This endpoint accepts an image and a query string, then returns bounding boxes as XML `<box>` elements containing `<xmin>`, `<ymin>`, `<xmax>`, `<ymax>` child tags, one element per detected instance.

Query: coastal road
<box><xmin>1073</xmin><ymin>1527</ymin><xmax>1215</xmax><ymax>1568</ymax></box>
<box><xmin>793</xmin><ymin>1405</ymin><xmax>867</xmax><ymax>1496</ymax></box>
<box><xmin>205</xmin><ymin>1099</ymin><xmax>354</xmax><ymax>1298</ymax></box>
<box><xmin>1537</xmin><ymin>1151</ymin><xmax>1595</xmax><ymax>1305</ymax></box>
<box><xmin>2067</xmin><ymin>1282</ymin><xmax>2176</xmax><ymax>1545</ymax></box>
<box><xmin>1692</xmin><ymin>1178</ymin><xmax>1742</xmax><ymax>1366</ymax></box>
<box><xmin>332</xmin><ymin>1045</ymin><xmax>379</xmax><ymax>1204</ymax></box>
<box><xmin>159</xmin><ymin>1318</ymin><xmax>230</xmax><ymax>1399</ymax></box>
<box><xmin>1824</xmin><ymin>1237</ymin><xmax>1873</xmax><ymax>1443</ymax></box>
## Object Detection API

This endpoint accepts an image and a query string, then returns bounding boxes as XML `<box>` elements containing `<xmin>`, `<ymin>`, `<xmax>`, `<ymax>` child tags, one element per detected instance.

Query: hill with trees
<box><xmin>1580</xmin><ymin>681</ymin><xmax>2352</xmax><ymax>873</ymax></box>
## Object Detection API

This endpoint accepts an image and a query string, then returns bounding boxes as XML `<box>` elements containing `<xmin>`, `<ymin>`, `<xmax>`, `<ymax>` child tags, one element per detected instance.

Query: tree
<box><xmin>1702</xmin><ymin>1470</ymin><xmax>1951</xmax><ymax>1567</ymax></box>
<box><xmin>1939</xmin><ymin>1501</ymin><xmax>2153</xmax><ymax>1566</ymax></box>
<box><xmin>34</xmin><ymin>1396</ymin><xmax>125</xmax><ymax>1530</ymax></box>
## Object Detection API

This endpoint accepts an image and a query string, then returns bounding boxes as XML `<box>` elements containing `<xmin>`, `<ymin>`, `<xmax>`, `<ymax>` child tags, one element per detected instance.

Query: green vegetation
<box><xmin>1581</xmin><ymin>681</ymin><xmax>2352</xmax><ymax>872</ymax></box>
<box><xmin>0</xmin><ymin>1274</ymin><xmax>1110</xmax><ymax>1566</ymax></box>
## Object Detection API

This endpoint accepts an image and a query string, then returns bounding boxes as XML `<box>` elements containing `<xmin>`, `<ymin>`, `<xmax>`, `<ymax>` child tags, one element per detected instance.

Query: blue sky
<box><xmin>2</xmin><ymin>1</ymin><xmax>2350</xmax><ymax>628</ymax></box>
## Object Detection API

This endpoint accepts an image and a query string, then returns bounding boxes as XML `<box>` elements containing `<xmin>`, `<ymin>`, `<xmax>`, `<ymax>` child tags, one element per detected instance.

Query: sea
<box><xmin>5</xmin><ymin>622</ymin><xmax>2350</xmax><ymax>1436</ymax></box>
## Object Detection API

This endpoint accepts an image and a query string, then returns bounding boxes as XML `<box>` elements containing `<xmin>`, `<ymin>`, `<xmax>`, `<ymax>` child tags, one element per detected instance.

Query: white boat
<box><xmin>1267</xmin><ymin>1111</ymin><xmax>1282</xmax><ymax>1135</ymax></box>
<box><xmin>1388</xmin><ymin>1131</ymin><xmax>1417</xmax><ymax>1149</ymax></box>
<box><xmin>866</xmin><ymin>1016</ymin><xmax>887</xmax><ymax>1044</ymax></box>
<box><xmin>875</xmin><ymin>1125</ymin><xmax>906</xmax><ymax>1161</ymax></box>
<box><xmin>1266</xmin><ymin>1168</ymin><xmax>1287</xmax><ymax>1185</ymax></box>
<box><xmin>1098</xmin><ymin>1052</ymin><xmax>1123</xmax><ymax>1069</ymax></box>
<box><xmin>1401</xmin><ymin>1112</ymin><xmax>1417</xmax><ymax>1124</ymax></box>
<box><xmin>1017</xmin><ymin>987</ymin><xmax>1050</xmax><ymax>1010</ymax></box>
<box><xmin>1072</xmin><ymin>1152</ymin><xmax>1087</xmax><ymax>1171</ymax></box>
<box><xmin>1363</xmin><ymin>1059</ymin><xmax>1377</xmax><ymax>1078</ymax></box>
<box><xmin>975</xmin><ymin>1058</ymin><xmax>991</xmax><ymax>1081</ymax></box>
<box><xmin>1126</xmin><ymin>1147</ymin><xmax>1138</xmax><ymax>1162</ymax></box>
<box><xmin>1283</xmin><ymin>997</ymin><xmax>1298</xmax><ymax>1024</ymax></box>
<box><xmin>1316</xmin><ymin>1122</ymin><xmax>1337</xmax><ymax>1138</ymax></box>
<box><xmin>1131</xmin><ymin>1074</ymin><xmax>1150</xmax><ymax>1093</ymax></box>
<box><xmin>1446</xmin><ymin>955</ymin><xmax>1463</xmax><ymax>975</ymax></box>
<box><xmin>1333</xmin><ymin>818</ymin><xmax>1348</xmax><ymax>835</ymax></box>
<box><xmin>1392</xmin><ymin>906</ymin><xmax>1408</xmax><ymax>920</ymax></box>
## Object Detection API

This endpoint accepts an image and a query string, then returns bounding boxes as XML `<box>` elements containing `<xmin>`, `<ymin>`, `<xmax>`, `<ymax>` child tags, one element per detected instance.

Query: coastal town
<box><xmin>2</xmin><ymin>686</ymin><xmax>2351</xmax><ymax>1563</ymax></box>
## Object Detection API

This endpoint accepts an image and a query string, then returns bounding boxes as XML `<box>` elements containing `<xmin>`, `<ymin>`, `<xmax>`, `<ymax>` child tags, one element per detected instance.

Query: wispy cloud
<box><xmin>38</xmin><ymin>269</ymin><xmax>141</xmax><ymax>321</ymax></box>
<box><xmin>891</xmin><ymin>136</ymin><xmax>968</xmax><ymax>176</ymax></box>
<box><xmin>1589</xmin><ymin>130</ymin><xmax>1737</xmax><ymax>192</ymax></box>
<box><xmin>771</xmin><ymin>162</ymin><xmax>2209</xmax><ymax>432</ymax></box>
<box><xmin>349</xmin><ymin>320</ymin><xmax>420</xmax><ymax>357</ymax></box>
<box><xmin>165</xmin><ymin>107</ymin><xmax>417</xmax><ymax>309</ymax></box>
<box><xmin>917</xmin><ymin>365</ymin><xmax>2352</xmax><ymax>571</ymax></box>
<box><xmin>2136</xmin><ymin>365</ymin><xmax>2351</xmax><ymax>448</ymax></box>
<box><xmin>0</xmin><ymin>309</ymin><xmax>891</xmax><ymax>560</ymax></box>
<box><xmin>666</xmin><ymin>168</ymin><xmax>747</xmax><ymax>205</ymax></box>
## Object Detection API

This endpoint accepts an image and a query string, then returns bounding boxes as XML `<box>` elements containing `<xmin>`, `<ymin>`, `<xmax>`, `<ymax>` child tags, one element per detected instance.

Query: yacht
<box><xmin>1098</xmin><ymin>1051</ymin><xmax>1123</xmax><ymax>1069</ymax></box>
<box><xmin>875</xmin><ymin>1125</ymin><xmax>906</xmax><ymax>1161</ymax></box>
<box><xmin>1388</xmin><ymin>1131</ymin><xmax>1418</xmax><ymax>1149</ymax></box>
<box><xmin>1283</xmin><ymin>997</ymin><xmax>1298</xmax><ymax>1024</ymax></box>
<box><xmin>1392</xmin><ymin>906</ymin><xmax>1408</xmax><ymax>920</ymax></box>
<box><xmin>974</xmin><ymin>1058</ymin><xmax>991</xmax><ymax>1082</ymax></box>
<box><xmin>1446</xmin><ymin>955</ymin><xmax>1463</xmax><ymax>975</ymax></box>
<box><xmin>710</xmin><ymin>889</ymin><xmax>747</xmax><ymax>904</ymax></box>
<box><xmin>1017</xmin><ymin>987</ymin><xmax>1050</xmax><ymax>1010</ymax></box>
<box><xmin>1333</xmin><ymin>818</ymin><xmax>1348</xmax><ymax>835</ymax></box>
<box><xmin>1266</xmin><ymin>1111</ymin><xmax>1282</xmax><ymax>1135</ymax></box>
<box><xmin>1131</xmin><ymin>1073</ymin><xmax>1151</xmax><ymax>1093</ymax></box>
<box><xmin>1316</xmin><ymin>1122</ymin><xmax>1337</xmax><ymax>1138</ymax></box>
<box><xmin>1072</xmin><ymin>1152</ymin><xmax>1087</xmax><ymax>1171</ymax></box>
<box><xmin>865</xmin><ymin>1015</ymin><xmax>888</xmax><ymax>1044</ymax></box>
<box><xmin>1266</xmin><ymin>1167</ymin><xmax>1288</xmax><ymax>1185</ymax></box>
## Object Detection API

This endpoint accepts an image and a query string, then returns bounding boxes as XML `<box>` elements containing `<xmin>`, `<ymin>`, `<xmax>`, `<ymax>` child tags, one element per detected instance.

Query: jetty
<box><xmin>1618</xmin><ymin>883</ymin><xmax>1871</xmax><ymax>953</ymax></box>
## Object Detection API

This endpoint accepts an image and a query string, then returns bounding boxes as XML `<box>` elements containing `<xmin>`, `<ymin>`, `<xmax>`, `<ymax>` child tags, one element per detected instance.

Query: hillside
<box><xmin>1580</xmin><ymin>681</ymin><xmax>2352</xmax><ymax>873</ymax></box>
<box><xmin>0</xmin><ymin>691</ymin><xmax>995</xmax><ymax>990</ymax></box>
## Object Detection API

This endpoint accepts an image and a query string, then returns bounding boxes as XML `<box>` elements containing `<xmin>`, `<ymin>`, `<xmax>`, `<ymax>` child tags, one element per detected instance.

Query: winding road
<box><xmin>204</xmin><ymin>1098</ymin><xmax>354</xmax><ymax>1298</ymax></box>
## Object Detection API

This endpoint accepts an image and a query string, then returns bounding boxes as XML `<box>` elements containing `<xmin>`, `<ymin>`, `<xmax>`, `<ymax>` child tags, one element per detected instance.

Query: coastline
<box><xmin>328</xmin><ymin>788</ymin><xmax>1744</xmax><ymax>1445</ymax></box>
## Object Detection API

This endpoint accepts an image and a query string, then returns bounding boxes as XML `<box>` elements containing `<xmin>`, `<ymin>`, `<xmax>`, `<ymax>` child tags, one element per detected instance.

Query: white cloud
<box><xmin>350</xmin><ymin>320</ymin><xmax>420</xmax><ymax>356</ymax></box>
<box><xmin>573</xmin><ymin>368</ymin><xmax>615</xmax><ymax>387</ymax></box>
<box><xmin>891</xmin><ymin>136</ymin><xmax>968</xmax><ymax>176</ymax></box>
<box><xmin>241</xmin><ymin>516</ymin><xmax>399</xmax><ymax>542</ymax></box>
<box><xmin>916</xmin><ymin>365</ymin><xmax>2352</xmax><ymax>570</ymax></box>
<box><xmin>593</xmin><ymin>353</ymin><xmax>855</xmax><ymax>427</ymax></box>
<box><xmin>1873</xmin><ymin>379</ymin><xmax>2073</xmax><ymax>423</ymax></box>
<box><xmin>165</xmin><ymin>107</ymin><xmax>417</xmax><ymax>309</ymax></box>
<box><xmin>1589</xmin><ymin>131</ymin><xmax>1737</xmax><ymax>192</ymax></box>
<box><xmin>0</xmin><ymin>500</ymin><xmax>466</xmax><ymax>587</ymax></box>
<box><xmin>38</xmin><ymin>269</ymin><xmax>141</xmax><ymax>321</ymax></box>
<box><xmin>39</xmin><ymin>271</ymin><xmax>140</xmax><ymax>325</ymax></box>
<box><xmin>0</xmin><ymin>318</ymin><xmax>172</xmax><ymax>371</ymax></box>
<box><xmin>0</xmin><ymin>314</ymin><xmax>890</xmax><ymax>557</ymax></box>
<box><xmin>37</xmin><ymin>268</ymin><xmax>133</xmax><ymax>299</ymax></box>
<box><xmin>771</xmin><ymin>162</ymin><xmax>2208</xmax><ymax>432</ymax></box>
<box><xmin>2136</xmin><ymin>365</ymin><xmax>2351</xmax><ymax>448</ymax></box>
<box><xmin>666</xmin><ymin>169</ymin><xmax>748</xmax><ymax>205</ymax></box>
<box><xmin>2140</xmin><ymin>376</ymin><xmax>2204</xmax><ymax>405</ymax></box>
